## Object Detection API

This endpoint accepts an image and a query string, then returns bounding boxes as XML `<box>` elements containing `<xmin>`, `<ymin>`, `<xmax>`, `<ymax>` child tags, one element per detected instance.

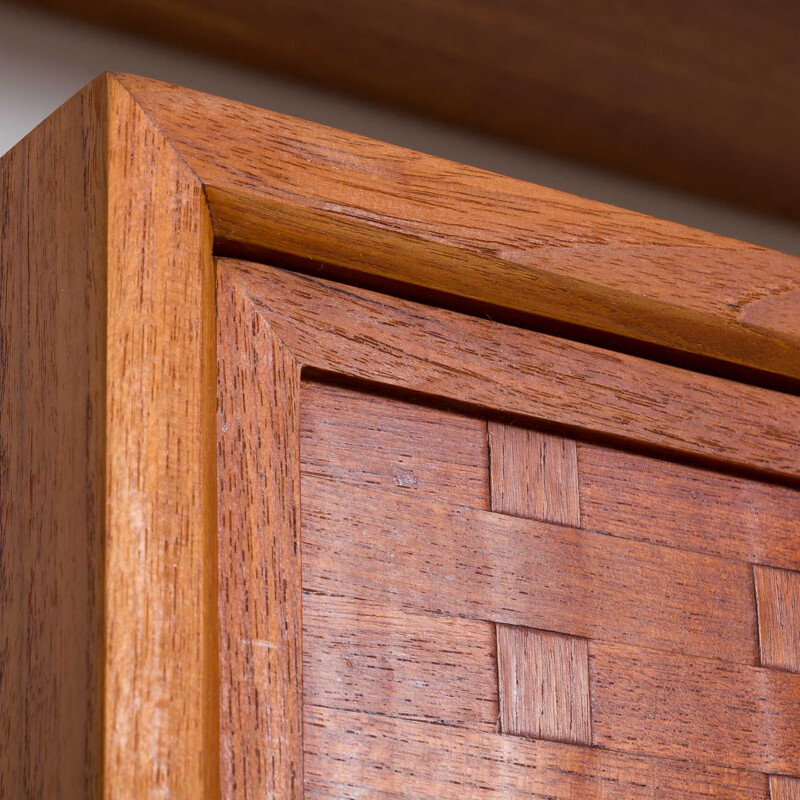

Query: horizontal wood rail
<box><xmin>111</xmin><ymin>73</ymin><xmax>800</xmax><ymax>390</ymax></box>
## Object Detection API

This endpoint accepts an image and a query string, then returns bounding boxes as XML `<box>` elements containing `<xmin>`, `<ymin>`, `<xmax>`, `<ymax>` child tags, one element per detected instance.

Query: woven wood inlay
<box><xmin>496</xmin><ymin>624</ymin><xmax>592</xmax><ymax>745</ymax></box>
<box><xmin>755</xmin><ymin>566</ymin><xmax>800</xmax><ymax>673</ymax></box>
<box><xmin>488</xmin><ymin>422</ymin><xmax>580</xmax><ymax>525</ymax></box>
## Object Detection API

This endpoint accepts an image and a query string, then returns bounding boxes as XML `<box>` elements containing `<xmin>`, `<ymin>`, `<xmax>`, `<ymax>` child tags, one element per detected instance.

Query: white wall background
<box><xmin>2</xmin><ymin>2</ymin><xmax>798</xmax><ymax>254</ymax></box>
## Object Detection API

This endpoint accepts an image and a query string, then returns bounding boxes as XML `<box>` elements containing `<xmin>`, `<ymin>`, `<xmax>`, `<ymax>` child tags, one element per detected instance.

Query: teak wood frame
<box><xmin>2</xmin><ymin>71</ymin><xmax>800</xmax><ymax>799</ymax></box>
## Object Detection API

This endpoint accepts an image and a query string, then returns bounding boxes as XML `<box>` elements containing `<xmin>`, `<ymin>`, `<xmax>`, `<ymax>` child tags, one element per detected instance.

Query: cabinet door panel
<box><xmin>217</xmin><ymin>259</ymin><xmax>799</xmax><ymax>800</ymax></box>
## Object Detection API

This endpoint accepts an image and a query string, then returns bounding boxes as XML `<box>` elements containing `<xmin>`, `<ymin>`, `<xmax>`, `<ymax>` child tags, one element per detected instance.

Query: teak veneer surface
<box><xmin>4</xmin><ymin>72</ymin><xmax>800</xmax><ymax>800</ymax></box>
<box><xmin>488</xmin><ymin>423</ymin><xmax>581</xmax><ymax>525</ymax></box>
<box><xmin>496</xmin><ymin>624</ymin><xmax>592</xmax><ymax>745</ymax></box>
<box><xmin>303</xmin><ymin>593</ymin><xmax>498</xmax><ymax>732</ymax></box>
<box><xmin>301</xmin><ymin>477</ymin><xmax>758</xmax><ymax>663</ymax></box>
<box><xmin>771</xmin><ymin>776</ymin><xmax>800</xmax><ymax>800</ymax></box>
<box><xmin>589</xmin><ymin>641</ymin><xmax>800</xmax><ymax>774</ymax></box>
<box><xmin>300</xmin><ymin>381</ymin><xmax>489</xmax><ymax>508</ymax></box>
<box><xmin>754</xmin><ymin>566</ymin><xmax>800</xmax><ymax>673</ymax></box>
<box><xmin>305</xmin><ymin>707</ymin><xmax>769</xmax><ymax>800</ymax></box>
<box><xmin>579</xmin><ymin>444</ymin><xmax>800</xmax><ymax>569</ymax></box>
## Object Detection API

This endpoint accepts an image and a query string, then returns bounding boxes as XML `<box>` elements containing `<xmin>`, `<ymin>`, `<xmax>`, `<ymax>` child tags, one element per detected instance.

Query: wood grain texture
<box><xmin>216</xmin><ymin>269</ymin><xmax>304</xmax><ymax>800</ymax></box>
<box><xmin>301</xmin><ymin>478</ymin><xmax>758</xmax><ymax>663</ymax></box>
<box><xmin>1</xmin><ymin>71</ymin><xmax>219</xmax><ymax>799</ymax></box>
<box><xmin>303</xmin><ymin>593</ymin><xmax>497</xmax><ymax>731</ymax></box>
<box><xmin>305</xmin><ymin>706</ymin><xmax>768</xmax><ymax>800</ymax></box>
<box><xmin>225</xmin><ymin>261</ymin><xmax>800</xmax><ymax>479</ymax></box>
<box><xmin>489</xmin><ymin>423</ymin><xmax>580</xmax><ymax>525</ymax></box>
<box><xmin>771</xmin><ymin>776</ymin><xmax>800</xmax><ymax>800</ymax></box>
<box><xmin>113</xmin><ymin>74</ymin><xmax>800</xmax><ymax>385</ymax></box>
<box><xmin>755</xmin><ymin>566</ymin><xmax>800</xmax><ymax>673</ymax></box>
<box><xmin>0</xmin><ymin>122</ymin><xmax>23</xmax><ymax>800</ymax></box>
<box><xmin>9</xmin><ymin>72</ymin><xmax>800</xmax><ymax>797</ymax></box>
<box><xmin>496</xmin><ymin>625</ymin><xmax>591</xmax><ymax>745</ymax></box>
<box><xmin>590</xmin><ymin>641</ymin><xmax>800</xmax><ymax>774</ymax></box>
<box><xmin>579</xmin><ymin>444</ymin><xmax>800</xmax><ymax>570</ymax></box>
<box><xmin>0</xmin><ymin>74</ymin><xmax>106</xmax><ymax>800</ymax></box>
<box><xmin>27</xmin><ymin>3</ymin><xmax>800</xmax><ymax>221</ymax></box>
<box><xmin>298</xmin><ymin>580</ymin><xmax>800</xmax><ymax>781</ymax></box>
<box><xmin>301</xmin><ymin>380</ymin><xmax>488</xmax><ymax>508</ymax></box>
<box><xmin>104</xmin><ymin>76</ymin><xmax>217</xmax><ymax>799</ymax></box>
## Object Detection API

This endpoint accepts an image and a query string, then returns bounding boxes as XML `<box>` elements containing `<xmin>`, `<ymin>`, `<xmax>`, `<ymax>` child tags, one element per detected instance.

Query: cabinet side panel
<box><xmin>0</xmin><ymin>81</ymin><xmax>107</xmax><ymax>798</ymax></box>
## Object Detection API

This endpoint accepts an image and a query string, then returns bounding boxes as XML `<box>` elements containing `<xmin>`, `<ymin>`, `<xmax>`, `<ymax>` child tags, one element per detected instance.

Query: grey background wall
<box><xmin>2</xmin><ymin>2</ymin><xmax>798</xmax><ymax>254</ymax></box>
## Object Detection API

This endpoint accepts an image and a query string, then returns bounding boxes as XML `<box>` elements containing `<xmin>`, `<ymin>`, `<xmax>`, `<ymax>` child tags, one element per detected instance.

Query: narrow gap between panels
<box><xmin>212</xmin><ymin>240</ymin><xmax>800</xmax><ymax>398</ymax></box>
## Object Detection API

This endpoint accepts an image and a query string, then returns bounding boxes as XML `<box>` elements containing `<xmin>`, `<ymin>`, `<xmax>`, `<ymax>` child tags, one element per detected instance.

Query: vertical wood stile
<box><xmin>0</xmin><ymin>76</ymin><xmax>107</xmax><ymax>800</ymax></box>
<box><xmin>216</xmin><ymin>265</ymin><xmax>304</xmax><ymax>799</ymax></box>
<box><xmin>1</xmin><ymin>72</ymin><xmax>219</xmax><ymax>799</ymax></box>
<box><xmin>488</xmin><ymin>422</ymin><xmax>580</xmax><ymax>525</ymax></box>
<box><xmin>105</xmin><ymin>77</ymin><xmax>218</xmax><ymax>799</ymax></box>
<box><xmin>755</xmin><ymin>565</ymin><xmax>800</xmax><ymax>672</ymax></box>
<box><xmin>496</xmin><ymin>624</ymin><xmax>592</xmax><ymax>745</ymax></box>
<box><xmin>770</xmin><ymin>775</ymin><xmax>800</xmax><ymax>800</ymax></box>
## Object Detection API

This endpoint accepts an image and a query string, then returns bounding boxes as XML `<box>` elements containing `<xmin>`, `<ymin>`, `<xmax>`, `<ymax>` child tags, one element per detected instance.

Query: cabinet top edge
<box><xmin>5</xmin><ymin>71</ymin><xmax>800</xmax><ymax>387</ymax></box>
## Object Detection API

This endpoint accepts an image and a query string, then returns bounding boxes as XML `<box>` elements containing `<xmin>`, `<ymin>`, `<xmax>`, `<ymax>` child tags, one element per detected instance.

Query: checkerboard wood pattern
<box><xmin>300</xmin><ymin>379</ymin><xmax>800</xmax><ymax>799</ymax></box>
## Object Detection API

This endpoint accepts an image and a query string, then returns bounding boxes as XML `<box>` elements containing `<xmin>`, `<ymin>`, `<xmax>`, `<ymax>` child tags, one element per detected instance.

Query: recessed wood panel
<box><xmin>579</xmin><ymin>444</ymin><xmax>800</xmax><ymax>569</ymax></box>
<box><xmin>590</xmin><ymin>641</ymin><xmax>800</xmax><ymax>774</ymax></box>
<box><xmin>301</xmin><ymin>380</ymin><xmax>488</xmax><ymax>508</ymax></box>
<box><xmin>755</xmin><ymin>566</ymin><xmax>800</xmax><ymax>673</ymax></box>
<box><xmin>303</xmin><ymin>593</ymin><xmax>497</xmax><ymax>731</ymax></box>
<box><xmin>301</xmin><ymin>477</ymin><xmax>758</xmax><ymax>663</ymax></box>
<box><xmin>488</xmin><ymin>423</ymin><xmax>580</xmax><ymax>525</ymax></box>
<box><xmin>496</xmin><ymin>624</ymin><xmax>591</xmax><ymax>744</ymax></box>
<box><xmin>236</xmin><ymin>263</ymin><xmax>800</xmax><ymax>793</ymax></box>
<box><xmin>305</xmin><ymin>706</ymin><xmax>768</xmax><ymax>800</ymax></box>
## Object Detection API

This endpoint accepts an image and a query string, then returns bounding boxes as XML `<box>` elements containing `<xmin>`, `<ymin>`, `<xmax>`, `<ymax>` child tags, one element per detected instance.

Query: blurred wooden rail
<box><xmin>22</xmin><ymin>0</ymin><xmax>800</xmax><ymax>220</ymax></box>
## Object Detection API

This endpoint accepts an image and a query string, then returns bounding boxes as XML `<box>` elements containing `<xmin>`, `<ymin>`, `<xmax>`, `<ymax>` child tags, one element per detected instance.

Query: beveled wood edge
<box><xmin>220</xmin><ymin>258</ymin><xmax>800</xmax><ymax>484</ymax></box>
<box><xmin>111</xmin><ymin>72</ymin><xmax>800</xmax><ymax>389</ymax></box>
<box><xmin>105</xmin><ymin>74</ymin><xmax>219</xmax><ymax>798</ymax></box>
<box><xmin>216</xmin><ymin>269</ymin><xmax>304</xmax><ymax>799</ymax></box>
